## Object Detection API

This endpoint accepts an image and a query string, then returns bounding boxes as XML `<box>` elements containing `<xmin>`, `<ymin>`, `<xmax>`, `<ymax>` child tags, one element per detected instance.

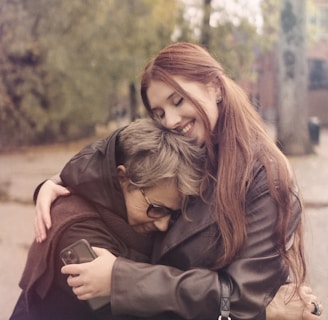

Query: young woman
<box><xmin>34</xmin><ymin>43</ymin><xmax>322</xmax><ymax>319</ymax></box>
<box><xmin>10</xmin><ymin>118</ymin><xmax>205</xmax><ymax>320</ymax></box>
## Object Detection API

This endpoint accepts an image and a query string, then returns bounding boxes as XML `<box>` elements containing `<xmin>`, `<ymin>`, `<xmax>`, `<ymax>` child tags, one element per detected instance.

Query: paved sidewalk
<box><xmin>287</xmin><ymin>128</ymin><xmax>328</xmax><ymax>315</ymax></box>
<box><xmin>0</xmin><ymin>129</ymin><xmax>327</xmax><ymax>320</ymax></box>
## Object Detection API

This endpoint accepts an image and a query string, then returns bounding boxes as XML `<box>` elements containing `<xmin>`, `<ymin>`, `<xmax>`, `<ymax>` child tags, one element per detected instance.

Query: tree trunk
<box><xmin>129</xmin><ymin>82</ymin><xmax>137</xmax><ymax>121</ymax></box>
<box><xmin>277</xmin><ymin>0</ymin><xmax>312</xmax><ymax>155</ymax></box>
<box><xmin>200</xmin><ymin>0</ymin><xmax>212</xmax><ymax>48</ymax></box>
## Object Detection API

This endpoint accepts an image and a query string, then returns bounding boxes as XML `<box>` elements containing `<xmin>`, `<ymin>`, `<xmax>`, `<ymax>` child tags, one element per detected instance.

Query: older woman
<box><xmin>10</xmin><ymin>118</ymin><xmax>205</xmax><ymax>320</ymax></box>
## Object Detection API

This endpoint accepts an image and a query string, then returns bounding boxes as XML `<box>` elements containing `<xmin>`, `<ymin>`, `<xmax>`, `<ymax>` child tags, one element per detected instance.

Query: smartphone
<box><xmin>60</xmin><ymin>239</ymin><xmax>110</xmax><ymax>310</ymax></box>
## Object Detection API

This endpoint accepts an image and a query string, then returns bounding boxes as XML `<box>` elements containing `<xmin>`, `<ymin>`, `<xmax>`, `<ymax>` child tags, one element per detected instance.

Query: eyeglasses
<box><xmin>139</xmin><ymin>188</ymin><xmax>181</xmax><ymax>221</ymax></box>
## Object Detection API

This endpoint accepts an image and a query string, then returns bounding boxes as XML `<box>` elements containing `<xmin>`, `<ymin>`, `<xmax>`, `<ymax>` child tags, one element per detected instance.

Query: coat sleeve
<box><xmin>110</xmin><ymin>167</ymin><xmax>302</xmax><ymax>320</ymax></box>
<box><xmin>110</xmin><ymin>258</ymin><xmax>222</xmax><ymax>319</ymax></box>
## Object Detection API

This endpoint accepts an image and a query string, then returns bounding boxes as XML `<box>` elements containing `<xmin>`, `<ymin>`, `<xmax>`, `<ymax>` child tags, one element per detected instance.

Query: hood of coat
<box><xmin>60</xmin><ymin>127</ymin><xmax>128</xmax><ymax>221</ymax></box>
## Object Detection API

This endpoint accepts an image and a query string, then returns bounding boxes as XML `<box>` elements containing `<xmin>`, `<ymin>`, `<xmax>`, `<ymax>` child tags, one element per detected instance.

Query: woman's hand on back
<box><xmin>267</xmin><ymin>283</ymin><xmax>323</xmax><ymax>320</ymax></box>
<box><xmin>35</xmin><ymin>179</ymin><xmax>70</xmax><ymax>243</ymax></box>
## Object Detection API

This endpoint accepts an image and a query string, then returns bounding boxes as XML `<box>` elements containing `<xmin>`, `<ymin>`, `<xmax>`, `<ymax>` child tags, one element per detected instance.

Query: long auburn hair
<box><xmin>140</xmin><ymin>42</ymin><xmax>306</xmax><ymax>286</ymax></box>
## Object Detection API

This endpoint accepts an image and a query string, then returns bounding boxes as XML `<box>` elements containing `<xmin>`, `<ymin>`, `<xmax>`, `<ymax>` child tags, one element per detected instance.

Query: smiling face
<box><xmin>147</xmin><ymin>76</ymin><xmax>219</xmax><ymax>144</ymax></box>
<box><xmin>121</xmin><ymin>177</ymin><xmax>182</xmax><ymax>235</ymax></box>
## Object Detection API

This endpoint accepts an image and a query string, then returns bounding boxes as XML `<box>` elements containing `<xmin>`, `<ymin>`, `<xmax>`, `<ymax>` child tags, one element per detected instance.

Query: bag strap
<box><xmin>218</xmin><ymin>272</ymin><xmax>231</xmax><ymax>320</ymax></box>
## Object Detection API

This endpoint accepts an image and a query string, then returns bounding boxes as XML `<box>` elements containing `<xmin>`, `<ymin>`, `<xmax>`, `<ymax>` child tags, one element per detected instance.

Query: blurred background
<box><xmin>1</xmin><ymin>0</ymin><xmax>327</xmax><ymax>153</ymax></box>
<box><xmin>0</xmin><ymin>0</ymin><xmax>327</xmax><ymax>319</ymax></box>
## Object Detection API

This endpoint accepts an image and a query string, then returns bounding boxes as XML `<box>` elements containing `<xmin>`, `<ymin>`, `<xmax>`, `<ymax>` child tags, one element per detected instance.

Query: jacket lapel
<box><xmin>152</xmin><ymin>199</ymin><xmax>216</xmax><ymax>262</ymax></box>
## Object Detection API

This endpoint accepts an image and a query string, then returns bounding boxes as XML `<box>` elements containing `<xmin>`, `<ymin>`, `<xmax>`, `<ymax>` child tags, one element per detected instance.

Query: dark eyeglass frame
<box><xmin>139</xmin><ymin>188</ymin><xmax>181</xmax><ymax>221</ymax></box>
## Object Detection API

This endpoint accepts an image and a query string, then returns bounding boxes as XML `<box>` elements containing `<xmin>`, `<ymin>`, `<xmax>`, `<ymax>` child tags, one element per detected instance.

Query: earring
<box><xmin>216</xmin><ymin>96</ymin><xmax>222</xmax><ymax>104</ymax></box>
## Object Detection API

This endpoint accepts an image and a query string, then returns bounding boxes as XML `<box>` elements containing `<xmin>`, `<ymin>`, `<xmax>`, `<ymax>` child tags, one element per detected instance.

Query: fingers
<box><xmin>61</xmin><ymin>263</ymin><xmax>82</xmax><ymax>276</ymax></box>
<box><xmin>309</xmin><ymin>301</ymin><xmax>323</xmax><ymax>316</ymax></box>
<box><xmin>34</xmin><ymin>216</ymin><xmax>46</xmax><ymax>243</ymax></box>
<box><xmin>62</xmin><ymin>266</ymin><xmax>88</xmax><ymax>297</ymax></box>
<box><xmin>53</xmin><ymin>184</ymin><xmax>71</xmax><ymax>197</ymax></box>
<box><xmin>62</xmin><ymin>254</ymin><xmax>113</xmax><ymax>299</ymax></box>
<box><xmin>300</xmin><ymin>285</ymin><xmax>313</xmax><ymax>297</ymax></box>
<box><xmin>311</xmin><ymin>302</ymin><xmax>322</xmax><ymax>316</ymax></box>
<box><xmin>302</xmin><ymin>303</ymin><xmax>323</xmax><ymax>319</ymax></box>
<box><xmin>63</xmin><ymin>268</ymin><xmax>97</xmax><ymax>301</ymax></box>
<box><xmin>34</xmin><ymin>215</ymin><xmax>51</xmax><ymax>243</ymax></box>
<box><xmin>34</xmin><ymin>181</ymin><xmax>70</xmax><ymax>242</ymax></box>
<box><xmin>73</xmin><ymin>288</ymin><xmax>93</xmax><ymax>301</ymax></box>
<box><xmin>302</xmin><ymin>296</ymin><xmax>323</xmax><ymax>319</ymax></box>
<box><xmin>67</xmin><ymin>274</ymin><xmax>83</xmax><ymax>287</ymax></box>
<box><xmin>62</xmin><ymin>275</ymin><xmax>90</xmax><ymax>300</ymax></box>
<box><xmin>92</xmin><ymin>247</ymin><xmax>111</xmax><ymax>256</ymax></box>
<box><xmin>300</xmin><ymin>286</ymin><xmax>323</xmax><ymax>317</ymax></box>
<box><xmin>34</xmin><ymin>204</ymin><xmax>52</xmax><ymax>242</ymax></box>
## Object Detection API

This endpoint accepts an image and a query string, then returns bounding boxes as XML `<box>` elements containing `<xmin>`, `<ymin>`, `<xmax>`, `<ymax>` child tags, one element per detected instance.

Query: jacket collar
<box><xmin>60</xmin><ymin>127</ymin><xmax>128</xmax><ymax>220</ymax></box>
<box><xmin>152</xmin><ymin>198</ymin><xmax>216</xmax><ymax>261</ymax></box>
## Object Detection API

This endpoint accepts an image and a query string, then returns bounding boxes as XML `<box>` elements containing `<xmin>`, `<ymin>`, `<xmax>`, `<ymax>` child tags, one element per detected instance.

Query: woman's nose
<box><xmin>153</xmin><ymin>215</ymin><xmax>171</xmax><ymax>232</ymax></box>
<box><xmin>163</xmin><ymin>108</ymin><xmax>181</xmax><ymax>130</ymax></box>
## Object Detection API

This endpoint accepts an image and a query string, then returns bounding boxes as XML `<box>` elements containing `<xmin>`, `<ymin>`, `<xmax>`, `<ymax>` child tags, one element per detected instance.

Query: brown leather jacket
<box><xmin>52</xmin><ymin>131</ymin><xmax>302</xmax><ymax>320</ymax></box>
<box><xmin>109</xmin><ymin>163</ymin><xmax>302</xmax><ymax>320</ymax></box>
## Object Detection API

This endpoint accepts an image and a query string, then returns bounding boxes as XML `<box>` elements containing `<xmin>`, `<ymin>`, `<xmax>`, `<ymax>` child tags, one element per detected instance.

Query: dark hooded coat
<box><xmin>10</xmin><ymin>129</ymin><xmax>152</xmax><ymax>320</ymax></box>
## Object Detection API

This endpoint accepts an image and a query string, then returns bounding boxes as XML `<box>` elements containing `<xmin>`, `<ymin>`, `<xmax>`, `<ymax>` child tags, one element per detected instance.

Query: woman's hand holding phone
<box><xmin>61</xmin><ymin>246</ymin><xmax>117</xmax><ymax>301</ymax></box>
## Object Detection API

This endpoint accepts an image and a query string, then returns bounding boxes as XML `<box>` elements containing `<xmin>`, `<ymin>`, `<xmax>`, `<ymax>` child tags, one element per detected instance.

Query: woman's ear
<box><xmin>215</xmin><ymin>87</ymin><xmax>221</xmax><ymax>101</ymax></box>
<box><xmin>117</xmin><ymin>165</ymin><xmax>128</xmax><ymax>186</ymax></box>
<box><xmin>208</xmin><ymin>81</ymin><xmax>221</xmax><ymax>101</ymax></box>
<box><xmin>117</xmin><ymin>165</ymin><xmax>127</xmax><ymax>177</ymax></box>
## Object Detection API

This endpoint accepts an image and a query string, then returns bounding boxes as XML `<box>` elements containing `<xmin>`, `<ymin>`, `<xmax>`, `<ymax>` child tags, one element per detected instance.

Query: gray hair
<box><xmin>118</xmin><ymin>118</ymin><xmax>205</xmax><ymax>201</ymax></box>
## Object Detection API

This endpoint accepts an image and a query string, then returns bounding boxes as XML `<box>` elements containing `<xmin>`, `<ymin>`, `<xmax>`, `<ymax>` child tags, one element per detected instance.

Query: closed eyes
<box><xmin>173</xmin><ymin>96</ymin><xmax>183</xmax><ymax>106</ymax></box>
<box><xmin>151</xmin><ymin>95</ymin><xmax>184</xmax><ymax>120</ymax></box>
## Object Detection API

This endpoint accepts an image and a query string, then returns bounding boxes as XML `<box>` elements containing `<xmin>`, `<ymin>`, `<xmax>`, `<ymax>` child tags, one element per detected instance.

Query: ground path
<box><xmin>1</xmin><ymin>130</ymin><xmax>327</xmax><ymax>320</ymax></box>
